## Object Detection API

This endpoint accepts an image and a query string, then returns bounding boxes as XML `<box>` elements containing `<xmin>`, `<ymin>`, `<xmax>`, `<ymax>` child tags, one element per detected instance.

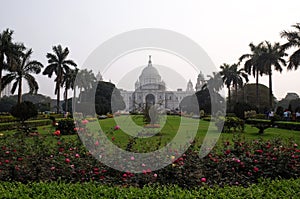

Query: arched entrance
<box><xmin>145</xmin><ymin>94</ymin><xmax>155</xmax><ymax>107</ymax></box>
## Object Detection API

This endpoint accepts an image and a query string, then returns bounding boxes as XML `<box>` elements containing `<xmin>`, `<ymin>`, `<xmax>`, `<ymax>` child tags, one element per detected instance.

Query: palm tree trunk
<box><xmin>0</xmin><ymin>55</ymin><xmax>4</xmax><ymax>99</ymax></box>
<box><xmin>72</xmin><ymin>87</ymin><xmax>76</xmax><ymax>113</ymax></box>
<box><xmin>18</xmin><ymin>79</ymin><xmax>22</xmax><ymax>104</ymax></box>
<box><xmin>235</xmin><ymin>83</ymin><xmax>238</xmax><ymax>103</ymax></box>
<box><xmin>256</xmin><ymin>70</ymin><xmax>259</xmax><ymax>110</ymax></box>
<box><xmin>269</xmin><ymin>69</ymin><xmax>273</xmax><ymax>109</ymax></box>
<box><xmin>65</xmin><ymin>87</ymin><xmax>68</xmax><ymax>113</ymax></box>
<box><xmin>228</xmin><ymin>85</ymin><xmax>231</xmax><ymax>108</ymax></box>
<box><xmin>56</xmin><ymin>78</ymin><xmax>60</xmax><ymax>114</ymax></box>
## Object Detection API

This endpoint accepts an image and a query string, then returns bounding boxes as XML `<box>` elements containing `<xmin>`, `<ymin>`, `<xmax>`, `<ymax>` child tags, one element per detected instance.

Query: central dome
<box><xmin>139</xmin><ymin>55</ymin><xmax>161</xmax><ymax>82</ymax></box>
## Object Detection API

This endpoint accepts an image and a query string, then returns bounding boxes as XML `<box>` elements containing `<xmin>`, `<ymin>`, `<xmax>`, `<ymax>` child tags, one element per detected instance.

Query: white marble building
<box><xmin>119</xmin><ymin>56</ymin><xmax>205</xmax><ymax>112</ymax></box>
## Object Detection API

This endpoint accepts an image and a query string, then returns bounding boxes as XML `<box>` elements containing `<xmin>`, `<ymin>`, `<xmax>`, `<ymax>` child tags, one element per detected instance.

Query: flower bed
<box><xmin>0</xmin><ymin>123</ymin><xmax>299</xmax><ymax>188</ymax></box>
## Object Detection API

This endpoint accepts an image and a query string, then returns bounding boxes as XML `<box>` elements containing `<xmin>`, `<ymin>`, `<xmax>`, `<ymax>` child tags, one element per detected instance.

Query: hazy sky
<box><xmin>1</xmin><ymin>0</ymin><xmax>300</xmax><ymax>100</ymax></box>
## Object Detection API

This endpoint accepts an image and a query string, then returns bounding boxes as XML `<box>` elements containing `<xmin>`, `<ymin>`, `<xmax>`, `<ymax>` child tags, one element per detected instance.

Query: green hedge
<box><xmin>0</xmin><ymin>179</ymin><xmax>299</xmax><ymax>198</ymax></box>
<box><xmin>246</xmin><ymin>119</ymin><xmax>300</xmax><ymax>131</ymax></box>
<box><xmin>0</xmin><ymin>119</ymin><xmax>52</xmax><ymax>131</ymax></box>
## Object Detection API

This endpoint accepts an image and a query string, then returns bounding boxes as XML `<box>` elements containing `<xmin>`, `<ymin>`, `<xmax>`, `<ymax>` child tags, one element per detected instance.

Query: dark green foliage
<box><xmin>233</xmin><ymin>102</ymin><xmax>256</xmax><ymax>119</ymax></box>
<box><xmin>276</xmin><ymin>106</ymin><xmax>284</xmax><ymax>117</ymax></box>
<box><xmin>215</xmin><ymin>116</ymin><xmax>245</xmax><ymax>133</ymax></box>
<box><xmin>57</xmin><ymin>118</ymin><xmax>76</xmax><ymax>135</ymax></box>
<box><xmin>180</xmin><ymin>88</ymin><xmax>225</xmax><ymax>115</ymax></box>
<box><xmin>94</xmin><ymin>81</ymin><xmax>125</xmax><ymax>115</ymax></box>
<box><xmin>10</xmin><ymin>101</ymin><xmax>38</xmax><ymax>122</ymax></box>
<box><xmin>0</xmin><ymin>179</ymin><xmax>300</xmax><ymax>198</ymax></box>
<box><xmin>0</xmin><ymin>96</ymin><xmax>16</xmax><ymax>112</ymax></box>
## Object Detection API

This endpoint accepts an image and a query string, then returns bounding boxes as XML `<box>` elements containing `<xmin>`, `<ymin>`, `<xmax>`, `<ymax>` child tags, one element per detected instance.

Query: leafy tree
<box><xmin>78</xmin><ymin>81</ymin><xmax>125</xmax><ymax>115</ymax></box>
<box><xmin>0</xmin><ymin>28</ymin><xmax>25</xmax><ymax>98</ymax></box>
<box><xmin>43</xmin><ymin>45</ymin><xmax>77</xmax><ymax>113</ymax></box>
<box><xmin>2</xmin><ymin>48</ymin><xmax>43</xmax><ymax>104</ymax></box>
<box><xmin>0</xmin><ymin>96</ymin><xmax>16</xmax><ymax>112</ymax></box>
<box><xmin>10</xmin><ymin>101</ymin><xmax>38</xmax><ymax>123</ymax></box>
<box><xmin>281</xmin><ymin>23</ymin><xmax>300</xmax><ymax>70</ymax></box>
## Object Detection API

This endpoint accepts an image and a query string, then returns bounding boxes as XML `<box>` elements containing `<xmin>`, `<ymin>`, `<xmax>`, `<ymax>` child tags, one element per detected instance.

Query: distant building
<box><xmin>118</xmin><ymin>56</ymin><xmax>205</xmax><ymax>112</ymax></box>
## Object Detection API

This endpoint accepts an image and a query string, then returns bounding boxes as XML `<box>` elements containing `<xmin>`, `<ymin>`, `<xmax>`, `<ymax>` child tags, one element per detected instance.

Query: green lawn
<box><xmin>86</xmin><ymin>115</ymin><xmax>300</xmax><ymax>151</ymax></box>
<box><xmin>1</xmin><ymin>116</ymin><xmax>299</xmax><ymax>150</ymax></box>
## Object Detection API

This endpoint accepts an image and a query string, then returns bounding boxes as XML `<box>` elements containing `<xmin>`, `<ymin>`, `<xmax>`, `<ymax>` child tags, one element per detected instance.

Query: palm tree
<box><xmin>230</xmin><ymin>64</ymin><xmax>249</xmax><ymax>103</ymax></box>
<box><xmin>281</xmin><ymin>23</ymin><xmax>300</xmax><ymax>70</ymax></box>
<box><xmin>76</xmin><ymin>69</ymin><xmax>96</xmax><ymax>102</ymax></box>
<box><xmin>0</xmin><ymin>29</ymin><xmax>25</xmax><ymax>98</ymax></box>
<box><xmin>1</xmin><ymin>48</ymin><xmax>43</xmax><ymax>104</ymax></box>
<box><xmin>43</xmin><ymin>45</ymin><xmax>77</xmax><ymax>113</ymax></box>
<box><xmin>239</xmin><ymin>42</ymin><xmax>266</xmax><ymax>108</ymax></box>
<box><xmin>61</xmin><ymin>67</ymin><xmax>78</xmax><ymax>112</ymax></box>
<box><xmin>220</xmin><ymin>63</ymin><xmax>233</xmax><ymax>105</ymax></box>
<box><xmin>202</xmin><ymin>72</ymin><xmax>223</xmax><ymax>92</ymax></box>
<box><xmin>258</xmin><ymin>41</ymin><xmax>286</xmax><ymax>108</ymax></box>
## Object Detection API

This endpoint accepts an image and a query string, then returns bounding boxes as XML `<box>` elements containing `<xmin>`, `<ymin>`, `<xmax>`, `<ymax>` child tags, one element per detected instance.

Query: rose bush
<box><xmin>0</xmin><ymin>123</ymin><xmax>299</xmax><ymax>188</ymax></box>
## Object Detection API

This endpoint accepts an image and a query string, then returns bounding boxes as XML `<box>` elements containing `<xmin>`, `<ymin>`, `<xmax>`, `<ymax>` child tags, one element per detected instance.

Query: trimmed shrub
<box><xmin>215</xmin><ymin>116</ymin><xmax>244</xmax><ymax>133</ymax></box>
<box><xmin>56</xmin><ymin>118</ymin><xmax>76</xmax><ymax>135</ymax></box>
<box><xmin>10</xmin><ymin>101</ymin><xmax>38</xmax><ymax>122</ymax></box>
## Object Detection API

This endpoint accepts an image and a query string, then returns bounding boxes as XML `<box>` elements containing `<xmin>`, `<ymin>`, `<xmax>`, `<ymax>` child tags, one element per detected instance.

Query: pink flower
<box><xmin>95</xmin><ymin>141</ymin><xmax>99</xmax><ymax>146</ymax></box>
<box><xmin>130</xmin><ymin>156</ymin><xmax>135</xmax><ymax>161</ymax></box>
<box><xmin>75</xmin><ymin>154</ymin><xmax>80</xmax><ymax>158</ymax></box>
<box><xmin>65</xmin><ymin>158</ymin><xmax>70</xmax><ymax>163</ymax></box>
<box><xmin>253</xmin><ymin>167</ymin><xmax>259</xmax><ymax>172</ymax></box>
<box><xmin>82</xmin><ymin>119</ymin><xmax>89</xmax><ymax>125</ymax></box>
<box><xmin>114</xmin><ymin>125</ymin><xmax>120</xmax><ymax>130</ymax></box>
<box><xmin>294</xmin><ymin>143</ymin><xmax>298</xmax><ymax>148</ymax></box>
<box><xmin>142</xmin><ymin>163</ymin><xmax>146</xmax><ymax>167</ymax></box>
<box><xmin>201</xmin><ymin>177</ymin><xmax>206</xmax><ymax>183</ymax></box>
<box><xmin>153</xmin><ymin>173</ymin><xmax>158</xmax><ymax>178</ymax></box>
<box><xmin>50</xmin><ymin>166</ymin><xmax>55</xmax><ymax>170</ymax></box>
<box><xmin>54</xmin><ymin>130</ymin><xmax>60</xmax><ymax>136</ymax></box>
<box><xmin>123</xmin><ymin>173</ymin><xmax>127</xmax><ymax>177</ymax></box>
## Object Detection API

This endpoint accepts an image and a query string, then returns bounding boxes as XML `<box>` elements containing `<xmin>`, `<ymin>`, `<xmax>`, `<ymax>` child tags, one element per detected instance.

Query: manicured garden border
<box><xmin>0</xmin><ymin>178</ymin><xmax>299</xmax><ymax>198</ymax></box>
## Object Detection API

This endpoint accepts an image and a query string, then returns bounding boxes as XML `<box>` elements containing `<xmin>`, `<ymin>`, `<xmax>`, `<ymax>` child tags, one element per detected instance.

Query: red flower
<box><xmin>54</xmin><ymin>130</ymin><xmax>60</xmax><ymax>136</ymax></box>
<box><xmin>253</xmin><ymin>167</ymin><xmax>259</xmax><ymax>172</ymax></box>
<box><xmin>5</xmin><ymin>160</ymin><xmax>9</xmax><ymax>164</ymax></box>
<box><xmin>200</xmin><ymin>177</ymin><xmax>206</xmax><ymax>183</ymax></box>
<box><xmin>65</xmin><ymin>158</ymin><xmax>70</xmax><ymax>163</ymax></box>
<box><xmin>255</xmin><ymin>149</ymin><xmax>263</xmax><ymax>154</ymax></box>
<box><xmin>112</xmin><ymin>136</ymin><xmax>115</xmax><ymax>141</ymax></box>
<box><xmin>82</xmin><ymin>119</ymin><xmax>89</xmax><ymax>125</ymax></box>
<box><xmin>225</xmin><ymin>149</ymin><xmax>231</xmax><ymax>155</ymax></box>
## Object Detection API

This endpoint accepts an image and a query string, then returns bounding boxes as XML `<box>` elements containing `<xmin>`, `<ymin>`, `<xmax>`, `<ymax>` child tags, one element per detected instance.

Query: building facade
<box><xmin>119</xmin><ymin>56</ymin><xmax>205</xmax><ymax>112</ymax></box>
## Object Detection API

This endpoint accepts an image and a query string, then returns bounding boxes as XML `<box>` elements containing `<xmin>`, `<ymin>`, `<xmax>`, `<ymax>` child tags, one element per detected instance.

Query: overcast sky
<box><xmin>1</xmin><ymin>0</ymin><xmax>300</xmax><ymax>100</ymax></box>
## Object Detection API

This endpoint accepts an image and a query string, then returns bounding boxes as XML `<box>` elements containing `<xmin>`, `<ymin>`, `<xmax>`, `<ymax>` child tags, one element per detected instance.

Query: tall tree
<box><xmin>76</xmin><ymin>69</ymin><xmax>96</xmax><ymax>102</ymax></box>
<box><xmin>1</xmin><ymin>49</ymin><xmax>43</xmax><ymax>104</ymax></box>
<box><xmin>259</xmin><ymin>41</ymin><xmax>286</xmax><ymax>108</ymax></box>
<box><xmin>239</xmin><ymin>42</ymin><xmax>265</xmax><ymax>108</ymax></box>
<box><xmin>220</xmin><ymin>63</ymin><xmax>233</xmax><ymax>105</ymax></box>
<box><xmin>230</xmin><ymin>64</ymin><xmax>249</xmax><ymax>103</ymax></box>
<box><xmin>0</xmin><ymin>29</ymin><xmax>24</xmax><ymax>98</ymax></box>
<box><xmin>281</xmin><ymin>23</ymin><xmax>300</xmax><ymax>70</ymax></box>
<box><xmin>43</xmin><ymin>45</ymin><xmax>77</xmax><ymax>113</ymax></box>
<box><xmin>61</xmin><ymin>67</ymin><xmax>78</xmax><ymax>112</ymax></box>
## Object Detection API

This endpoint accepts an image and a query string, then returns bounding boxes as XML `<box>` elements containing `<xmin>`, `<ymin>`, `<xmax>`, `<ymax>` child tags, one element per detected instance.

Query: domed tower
<box><xmin>96</xmin><ymin>71</ymin><xmax>103</xmax><ymax>81</ymax></box>
<box><xmin>195</xmin><ymin>71</ymin><xmax>206</xmax><ymax>91</ymax></box>
<box><xmin>186</xmin><ymin>79</ymin><xmax>194</xmax><ymax>92</ymax></box>
<box><xmin>138</xmin><ymin>55</ymin><xmax>164</xmax><ymax>90</ymax></box>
